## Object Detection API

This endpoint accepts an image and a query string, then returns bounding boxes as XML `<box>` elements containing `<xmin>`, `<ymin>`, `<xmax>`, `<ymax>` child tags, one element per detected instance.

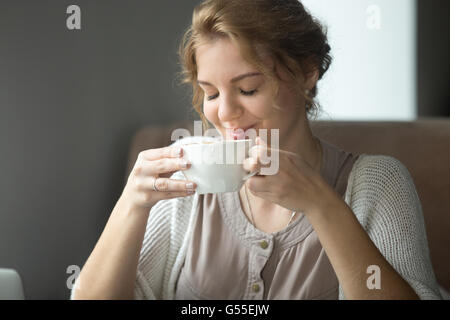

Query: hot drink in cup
<box><xmin>180</xmin><ymin>139</ymin><xmax>255</xmax><ymax>194</ymax></box>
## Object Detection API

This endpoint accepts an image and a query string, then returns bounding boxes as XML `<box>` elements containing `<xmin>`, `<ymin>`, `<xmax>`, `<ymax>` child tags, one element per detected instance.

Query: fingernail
<box><xmin>174</xmin><ymin>147</ymin><xmax>182</xmax><ymax>157</ymax></box>
<box><xmin>186</xmin><ymin>182</ymin><xmax>195</xmax><ymax>190</ymax></box>
<box><xmin>180</xmin><ymin>159</ymin><xmax>189</xmax><ymax>168</ymax></box>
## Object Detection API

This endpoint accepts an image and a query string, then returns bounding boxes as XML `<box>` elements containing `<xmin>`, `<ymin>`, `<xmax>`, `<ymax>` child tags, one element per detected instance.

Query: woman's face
<box><xmin>195</xmin><ymin>37</ymin><xmax>305</xmax><ymax>144</ymax></box>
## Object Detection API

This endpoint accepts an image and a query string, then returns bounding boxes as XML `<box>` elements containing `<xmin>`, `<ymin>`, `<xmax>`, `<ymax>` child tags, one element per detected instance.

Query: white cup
<box><xmin>180</xmin><ymin>139</ymin><xmax>257</xmax><ymax>194</ymax></box>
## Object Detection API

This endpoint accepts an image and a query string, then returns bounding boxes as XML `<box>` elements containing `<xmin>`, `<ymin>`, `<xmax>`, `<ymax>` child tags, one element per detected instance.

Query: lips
<box><xmin>226</xmin><ymin>124</ymin><xmax>257</xmax><ymax>140</ymax></box>
<box><xmin>231</xmin><ymin>124</ymin><xmax>255</xmax><ymax>132</ymax></box>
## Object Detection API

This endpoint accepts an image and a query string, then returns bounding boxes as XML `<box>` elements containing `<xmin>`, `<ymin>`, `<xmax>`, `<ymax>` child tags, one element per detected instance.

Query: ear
<box><xmin>304</xmin><ymin>69</ymin><xmax>319</xmax><ymax>91</ymax></box>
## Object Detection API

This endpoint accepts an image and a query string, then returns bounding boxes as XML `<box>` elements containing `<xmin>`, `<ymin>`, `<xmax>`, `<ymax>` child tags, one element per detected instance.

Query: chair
<box><xmin>126</xmin><ymin>118</ymin><xmax>450</xmax><ymax>297</ymax></box>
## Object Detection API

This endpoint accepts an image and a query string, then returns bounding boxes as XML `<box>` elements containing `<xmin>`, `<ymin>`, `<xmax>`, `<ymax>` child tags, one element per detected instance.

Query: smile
<box><xmin>227</xmin><ymin>124</ymin><xmax>256</xmax><ymax>132</ymax></box>
<box><xmin>225</xmin><ymin>124</ymin><xmax>258</xmax><ymax>140</ymax></box>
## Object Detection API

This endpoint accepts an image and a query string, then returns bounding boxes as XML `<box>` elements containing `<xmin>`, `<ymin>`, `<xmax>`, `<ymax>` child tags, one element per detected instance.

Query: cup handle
<box><xmin>242</xmin><ymin>170</ymin><xmax>258</xmax><ymax>181</ymax></box>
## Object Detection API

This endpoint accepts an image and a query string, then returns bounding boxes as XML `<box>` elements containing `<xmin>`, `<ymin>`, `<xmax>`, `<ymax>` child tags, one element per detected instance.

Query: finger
<box><xmin>139</xmin><ymin>145</ymin><xmax>183</xmax><ymax>162</ymax></box>
<box><xmin>250</xmin><ymin>142</ymin><xmax>276</xmax><ymax>166</ymax></box>
<box><xmin>154</xmin><ymin>177</ymin><xmax>197</xmax><ymax>193</ymax></box>
<box><xmin>243</xmin><ymin>157</ymin><xmax>260</xmax><ymax>173</ymax></box>
<box><xmin>249</xmin><ymin>146</ymin><xmax>275</xmax><ymax>168</ymax></box>
<box><xmin>136</xmin><ymin>177</ymin><xmax>197</xmax><ymax>193</ymax></box>
<box><xmin>249</xmin><ymin>145</ymin><xmax>261</xmax><ymax>158</ymax></box>
<box><xmin>134</xmin><ymin>158</ymin><xmax>191</xmax><ymax>177</ymax></box>
<box><xmin>256</xmin><ymin>136</ymin><xmax>266</xmax><ymax>147</ymax></box>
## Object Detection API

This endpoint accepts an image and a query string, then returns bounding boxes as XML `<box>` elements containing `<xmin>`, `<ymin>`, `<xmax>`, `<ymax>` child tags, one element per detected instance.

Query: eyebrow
<box><xmin>197</xmin><ymin>72</ymin><xmax>262</xmax><ymax>86</ymax></box>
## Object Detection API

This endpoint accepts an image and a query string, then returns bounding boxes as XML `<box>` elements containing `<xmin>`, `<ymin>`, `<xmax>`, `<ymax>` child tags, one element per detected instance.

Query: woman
<box><xmin>71</xmin><ymin>0</ymin><xmax>442</xmax><ymax>300</ymax></box>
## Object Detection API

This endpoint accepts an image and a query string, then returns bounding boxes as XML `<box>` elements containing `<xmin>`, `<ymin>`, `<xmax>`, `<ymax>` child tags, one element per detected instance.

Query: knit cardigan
<box><xmin>132</xmin><ymin>137</ymin><xmax>442</xmax><ymax>300</ymax></box>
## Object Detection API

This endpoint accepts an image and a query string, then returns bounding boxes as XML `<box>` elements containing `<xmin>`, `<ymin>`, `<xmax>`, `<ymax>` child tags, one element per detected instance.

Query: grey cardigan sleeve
<box><xmin>340</xmin><ymin>155</ymin><xmax>442</xmax><ymax>300</ymax></box>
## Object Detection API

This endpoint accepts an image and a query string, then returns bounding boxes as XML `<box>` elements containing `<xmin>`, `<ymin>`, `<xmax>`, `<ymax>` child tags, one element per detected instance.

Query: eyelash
<box><xmin>206</xmin><ymin>89</ymin><xmax>258</xmax><ymax>101</ymax></box>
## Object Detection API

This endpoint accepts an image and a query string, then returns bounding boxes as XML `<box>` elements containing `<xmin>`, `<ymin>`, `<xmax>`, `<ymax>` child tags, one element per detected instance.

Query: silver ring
<box><xmin>152</xmin><ymin>177</ymin><xmax>160</xmax><ymax>192</ymax></box>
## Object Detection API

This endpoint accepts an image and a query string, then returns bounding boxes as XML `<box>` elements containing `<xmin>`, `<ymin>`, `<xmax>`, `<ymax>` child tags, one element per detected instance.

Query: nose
<box><xmin>217</xmin><ymin>93</ymin><xmax>243</xmax><ymax>122</ymax></box>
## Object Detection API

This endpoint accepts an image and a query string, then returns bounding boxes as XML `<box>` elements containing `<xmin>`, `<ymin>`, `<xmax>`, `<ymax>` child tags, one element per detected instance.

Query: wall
<box><xmin>0</xmin><ymin>0</ymin><xmax>199</xmax><ymax>299</ymax></box>
<box><xmin>417</xmin><ymin>0</ymin><xmax>450</xmax><ymax>117</ymax></box>
<box><xmin>302</xmin><ymin>0</ymin><xmax>417</xmax><ymax>120</ymax></box>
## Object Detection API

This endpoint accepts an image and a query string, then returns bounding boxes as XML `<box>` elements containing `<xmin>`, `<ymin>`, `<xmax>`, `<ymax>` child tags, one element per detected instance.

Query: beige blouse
<box><xmin>174</xmin><ymin>138</ymin><xmax>360</xmax><ymax>300</ymax></box>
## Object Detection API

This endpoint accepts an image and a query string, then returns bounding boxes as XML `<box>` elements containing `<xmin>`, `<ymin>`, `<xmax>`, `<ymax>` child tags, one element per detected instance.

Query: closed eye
<box><xmin>240</xmin><ymin>89</ymin><xmax>258</xmax><ymax>96</ymax></box>
<box><xmin>239</xmin><ymin>89</ymin><xmax>258</xmax><ymax>96</ymax></box>
<box><xmin>206</xmin><ymin>89</ymin><xmax>258</xmax><ymax>101</ymax></box>
<box><xmin>206</xmin><ymin>93</ymin><xmax>219</xmax><ymax>101</ymax></box>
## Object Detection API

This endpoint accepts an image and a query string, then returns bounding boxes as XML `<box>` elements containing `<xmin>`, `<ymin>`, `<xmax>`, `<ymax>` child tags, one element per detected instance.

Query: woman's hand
<box><xmin>243</xmin><ymin>137</ymin><xmax>340</xmax><ymax>216</ymax></box>
<box><xmin>122</xmin><ymin>145</ymin><xmax>197</xmax><ymax>211</ymax></box>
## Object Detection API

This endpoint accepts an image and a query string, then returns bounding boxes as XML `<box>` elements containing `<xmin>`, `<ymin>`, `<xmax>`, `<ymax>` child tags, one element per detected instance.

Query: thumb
<box><xmin>256</xmin><ymin>136</ymin><xmax>267</xmax><ymax>147</ymax></box>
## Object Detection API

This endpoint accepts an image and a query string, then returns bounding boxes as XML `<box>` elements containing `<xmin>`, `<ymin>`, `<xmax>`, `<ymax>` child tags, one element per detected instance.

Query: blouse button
<box><xmin>252</xmin><ymin>283</ymin><xmax>260</xmax><ymax>293</ymax></box>
<box><xmin>260</xmin><ymin>240</ymin><xmax>269</xmax><ymax>249</ymax></box>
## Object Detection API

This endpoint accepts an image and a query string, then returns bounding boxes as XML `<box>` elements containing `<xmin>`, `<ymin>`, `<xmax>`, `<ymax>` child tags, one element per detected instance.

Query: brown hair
<box><xmin>178</xmin><ymin>0</ymin><xmax>332</xmax><ymax>130</ymax></box>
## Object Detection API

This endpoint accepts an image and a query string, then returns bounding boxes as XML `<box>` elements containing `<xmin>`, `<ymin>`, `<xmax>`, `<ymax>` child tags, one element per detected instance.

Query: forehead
<box><xmin>196</xmin><ymin>38</ymin><xmax>256</xmax><ymax>81</ymax></box>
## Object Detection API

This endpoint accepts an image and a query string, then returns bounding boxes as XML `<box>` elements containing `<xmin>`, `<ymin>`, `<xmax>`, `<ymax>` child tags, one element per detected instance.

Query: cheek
<box><xmin>203</xmin><ymin>101</ymin><xmax>218</xmax><ymax>123</ymax></box>
<box><xmin>203</xmin><ymin>97</ymin><xmax>274</xmax><ymax>123</ymax></box>
<box><xmin>276</xmin><ymin>83</ymin><xmax>302</xmax><ymax>110</ymax></box>
<box><xmin>203</xmin><ymin>97</ymin><xmax>274</xmax><ymax>124</ymax></box>
<box><xmin>249</xmin><ymin>100</ymin><xmax>276</xmax><ymax>120</ymax></box>
<box><xmin>234</xmin><ymin>91</ymin><xmax>280</xmax><ymax>121</ymax></box>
